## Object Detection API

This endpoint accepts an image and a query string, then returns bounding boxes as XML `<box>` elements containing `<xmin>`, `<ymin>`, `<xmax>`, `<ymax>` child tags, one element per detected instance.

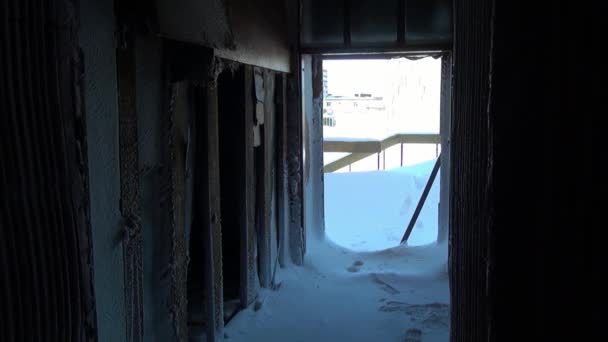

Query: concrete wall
<box><xmin>81</xmin><ymin>6</ymin><xmax>192</xmax><ymax>340</ymax></box>
<box><xmin>79</xmin><ymin>1</ymin><xmax>126</xmax><ymax>340</ymax></box>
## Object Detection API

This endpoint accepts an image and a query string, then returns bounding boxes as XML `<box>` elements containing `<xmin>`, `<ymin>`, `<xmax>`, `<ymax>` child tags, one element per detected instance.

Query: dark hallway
<box><xmin>0</xmin><ymin>1</ymin><xmax>594</xmax><ymax>341</ymax></box>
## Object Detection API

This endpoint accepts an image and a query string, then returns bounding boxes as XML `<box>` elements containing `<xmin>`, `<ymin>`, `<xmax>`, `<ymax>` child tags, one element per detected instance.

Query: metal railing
<box><xmin>323</xmin><ymin>133</ymin><xmax>440</xmax><ymax>172</ymax></box>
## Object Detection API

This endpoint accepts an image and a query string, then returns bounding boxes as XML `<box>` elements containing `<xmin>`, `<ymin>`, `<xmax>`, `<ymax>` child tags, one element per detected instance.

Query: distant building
<box><xmin>324</xmin><ymin>94</ymin><xmax>385</xmax><ymax>115</ymax></box>
<box><xmin>322</xmin><ymin>93</ymin><xmax>386</xmax><ymax>127</ymax></box>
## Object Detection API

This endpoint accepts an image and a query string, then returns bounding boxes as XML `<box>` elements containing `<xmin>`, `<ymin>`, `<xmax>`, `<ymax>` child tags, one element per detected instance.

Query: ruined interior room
<box><xmin>0</xmin><ymin>0</ymin><xmax>592</xmax><ymax>341</ymax></box>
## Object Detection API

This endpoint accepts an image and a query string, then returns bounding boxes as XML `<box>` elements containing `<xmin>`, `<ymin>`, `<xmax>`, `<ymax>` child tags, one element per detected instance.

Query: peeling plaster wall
<box><xmin>264</xmin><ymin>70</ymin><xmax>279</xmax><ymax>284</ymax></box>
<box><xmin>78</xmin><ymin>3</ymin><xmax>299</xmax><ymax>336</ymax></box>
<box><xmin>79</xmin><ymin>0</ymin><xmax>126</xmax><ymax>340</ymax></box>
<box><xmin>252</xmin><ymin>67</ymin><xmax>280</xmax><ymax>288</ymax></box>
<box><xmin>168</xmin><ymin>81</ymin><xmax>196</xmax><ymax>341</ymax></box>
<box><xmin>286</xmin><ymin>65</ymin><xmax>305</xmax><ymax>265</ymax></box>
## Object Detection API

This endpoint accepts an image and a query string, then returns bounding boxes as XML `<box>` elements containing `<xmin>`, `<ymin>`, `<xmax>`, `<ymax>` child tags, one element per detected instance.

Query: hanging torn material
<box><xmin>253</xmin><ymin>124</ymin><xmax>262</xmax><ymax>147</ymax></box>
<box><xmin>254</xmin><ymin>68</ymin><xmax>265</xmax><ymax>102</ymax></box>
<box><xmin>256</xmin><ymin>102</ymin><xmax>265</xmax><ymax>125</ymax></box>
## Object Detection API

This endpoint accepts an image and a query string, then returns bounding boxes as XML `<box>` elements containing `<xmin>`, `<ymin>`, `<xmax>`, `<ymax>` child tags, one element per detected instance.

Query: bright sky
<box><xmin>323</xmin><ymin>57</ymin><xmax>441</xmax><ymax>137</ymax></box>
<box><xmin>323</xmin><ymin>57</ymin><xmax>441</xmax><ymax>98</ymax></box>
<box><xmin>323</xmin><ymin>59</ymin><xmax>391</xmax><ymax>97</ymax></box>
<box><xmin>323</xmin><ymin>57</ymin><xmax>442</xmax><ymax>170</ymax></box>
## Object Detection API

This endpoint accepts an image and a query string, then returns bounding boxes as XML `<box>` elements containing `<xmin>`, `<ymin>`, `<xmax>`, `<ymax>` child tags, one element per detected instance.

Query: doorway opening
<box><xmin>322</xmin><ymin>57</ymin><xmax>444</xmax><ymax>252</ymax></box>
<box><xmin>217</xmin><ymin>67</ymin><xmax>247</xmax><ymax>323</ymax></box>
<box><xmin>224</xmin><ymin>54</ymin><xmax>452</xmax><ymax>342</ymax></box>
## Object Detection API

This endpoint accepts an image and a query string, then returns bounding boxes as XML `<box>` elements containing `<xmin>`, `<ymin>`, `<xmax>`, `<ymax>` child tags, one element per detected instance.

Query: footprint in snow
<box><xmin>347</xmin><ymin>260</ymin><xmax>364</xmax><ymax>272</ymax></box>
<box><xmin>403</xmin><ymin>328</ymin><xmax>422</xmax><ymax>342</ymax></box>
<box><xmin>371</xmin><ymin>274</ymin><xmax>400</xmax><ymax>294</ymax></box>
<box><xmin>399</xmin><ymin>196</ymin><xmax>413</xmax><ymax>216</ymax></box>
<box><xmin>380</xmin><ymin>301</ymin><xmax>449</xmax><ymax>330</ymax></box>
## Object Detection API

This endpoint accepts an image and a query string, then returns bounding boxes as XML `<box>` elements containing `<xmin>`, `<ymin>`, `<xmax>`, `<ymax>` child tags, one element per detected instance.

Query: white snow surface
<box><xmin>224</xmin><ymin>238</ymin><xmax>449</xmax><ymax>342</ymax></box>
<box><xmin>324</xmin><ymin>160</ymin><xmax>440</xmax><ymax>251</ymax></box>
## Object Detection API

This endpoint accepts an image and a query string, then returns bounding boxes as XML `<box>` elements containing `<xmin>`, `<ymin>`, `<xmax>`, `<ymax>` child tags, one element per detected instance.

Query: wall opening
<box><xmin>188</xmin><ymin>84</ymin><xmax>207</xmax><ymax>337</ymax></box>
<box><xmin>322</xmin><ymin>57</ymin><xmax>444</xmax><ymax>252</ymax></box>
<box><xmin>217</xmin><ymin>67</ymin><xmax>247</xmax><ymax>323</ymax></box>
<box><xmin>237</xmin><ymin>54</ymin><xmax>452</xmax><ymax>341</ymax></box>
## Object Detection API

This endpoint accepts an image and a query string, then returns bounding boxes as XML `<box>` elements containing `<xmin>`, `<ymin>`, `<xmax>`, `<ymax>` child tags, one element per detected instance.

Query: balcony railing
<box><xmin>323</xmin><ymin>133</ymin><xmax>440</xmax><ymax>172</ymax></box>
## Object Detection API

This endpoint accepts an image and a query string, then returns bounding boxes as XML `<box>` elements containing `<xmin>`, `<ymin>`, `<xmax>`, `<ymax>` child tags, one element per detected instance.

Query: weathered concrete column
<box><xmin>302</xmin><ymin>55</ymin><xmax>325</xmax><ymax>241</ymax></box>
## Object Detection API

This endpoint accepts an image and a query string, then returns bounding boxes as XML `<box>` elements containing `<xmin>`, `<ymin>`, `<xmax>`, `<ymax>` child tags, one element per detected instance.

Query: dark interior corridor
<box><xmin>0</xmin><ymin>1</ymin><xmax>594</xmax><ymax>341</ymax></box>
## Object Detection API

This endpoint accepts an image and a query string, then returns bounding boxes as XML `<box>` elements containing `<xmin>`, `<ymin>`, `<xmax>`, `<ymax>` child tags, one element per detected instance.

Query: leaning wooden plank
<box><xmin>401</xmin><ymin>154</ymin><xmax>442</xmax><ymax>244</ymax></box>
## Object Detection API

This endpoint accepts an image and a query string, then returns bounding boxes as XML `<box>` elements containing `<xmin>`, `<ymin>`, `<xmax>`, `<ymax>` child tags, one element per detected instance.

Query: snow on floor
<box><xmin>224</xmin><ymin>237</ymin><xmax>449</xmax><ymax>342</ymax></box>
<box><xmin>324</xmin><ymin>159</ymin><xmax>440</xmax><ymax>251</ymax></box>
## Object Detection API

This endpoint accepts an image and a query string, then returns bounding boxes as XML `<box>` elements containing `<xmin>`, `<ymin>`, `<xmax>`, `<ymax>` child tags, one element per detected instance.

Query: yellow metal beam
<box><xmin>323</xmin><ymin>140</ymin><xmax>381</xmax><ymax>153</ymax></box>
<box><xmin>323</xmin><ymin>134</ymin><xmax>440</xmax><ymax>172</ymax></box>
